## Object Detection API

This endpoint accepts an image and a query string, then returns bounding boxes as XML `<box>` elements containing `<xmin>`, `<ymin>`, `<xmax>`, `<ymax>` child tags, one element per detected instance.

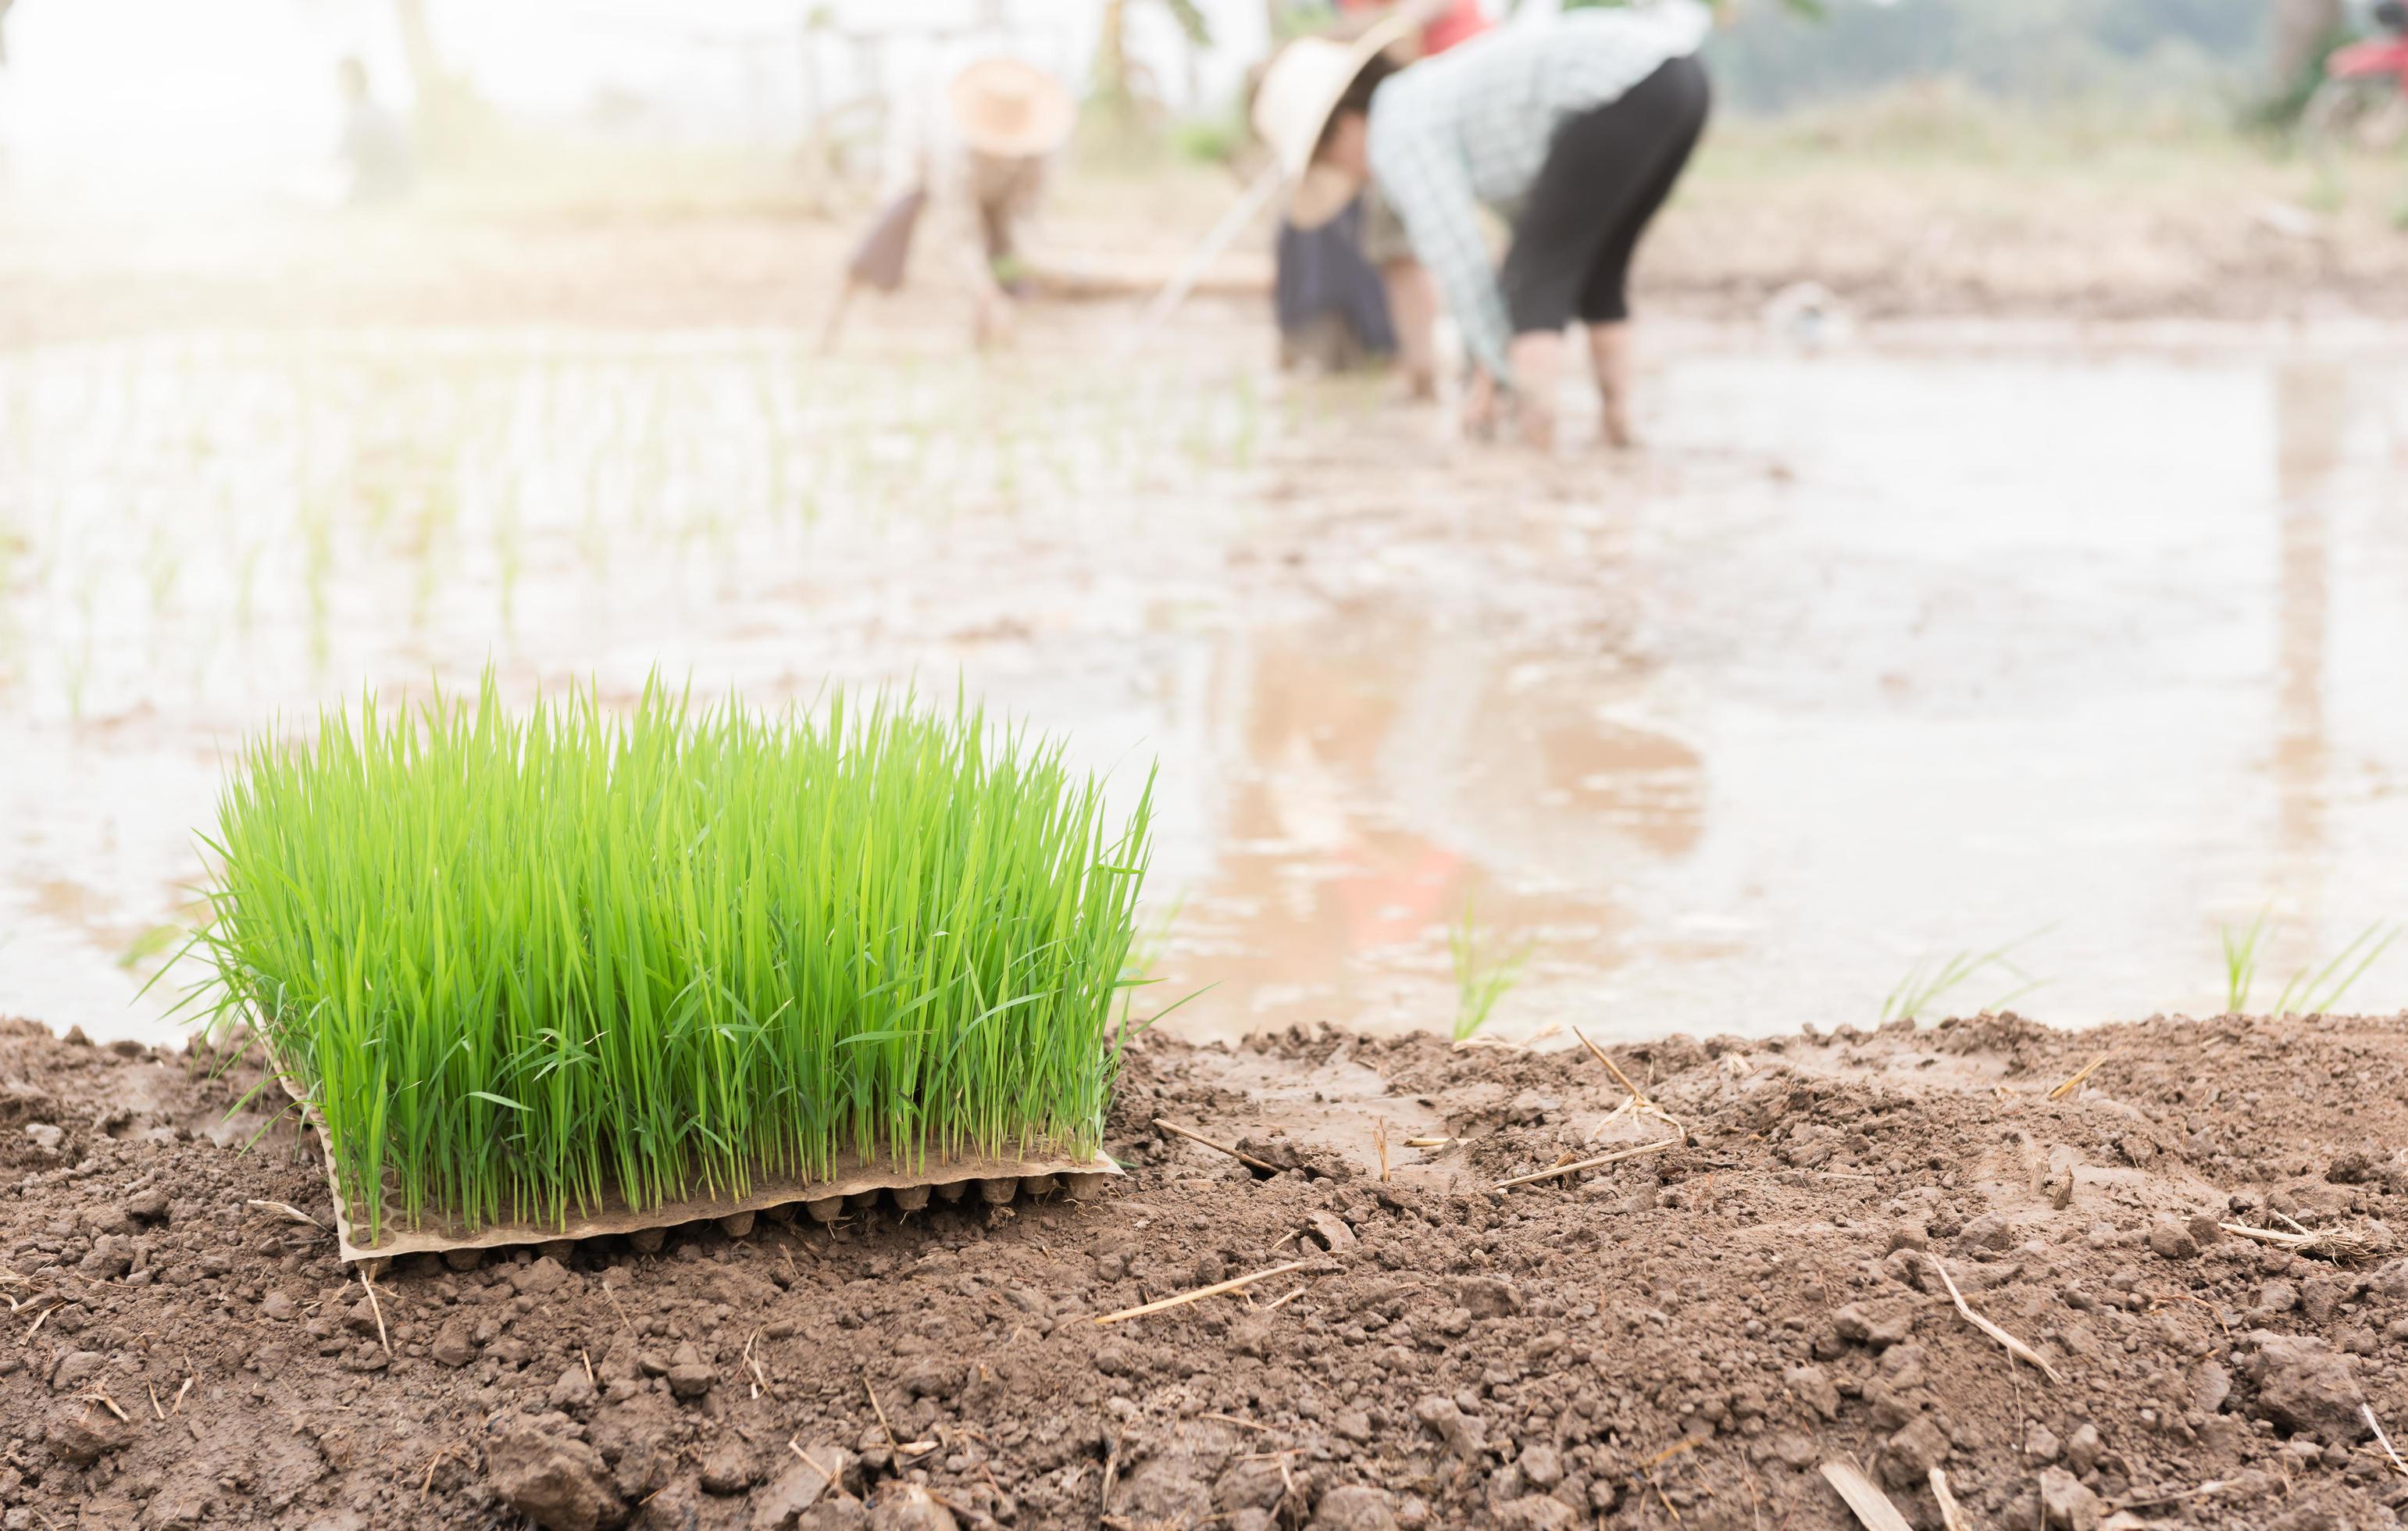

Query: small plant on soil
<box><xmin>1879</xmin><ymin>933</ymin><xmax>2044</xmax><ymax>1023</ymax></box>
<box><xmin>183</xmin><ymin>674</ymin><xmax>1154</xmax><ymax>1244</ymax></box>
<box><xmin>1449</xmin><ymin>893</ymin><xmax>1530</xmax><ymax>1043</ymax></box>
<box><xmin>2223</xmin><ymin>909</ymin><xmax>2396</xmax><ymax>1017</ymax></box>
<box><xmin>2268</xmin><ymin>922</ymin><xmax>2397</xmax><ymax>1019</ymax></box>
<box><xmin>2221</xmin><ymin>905</ymin><xmax>2272</xmax><ymax>1013</ymax></box>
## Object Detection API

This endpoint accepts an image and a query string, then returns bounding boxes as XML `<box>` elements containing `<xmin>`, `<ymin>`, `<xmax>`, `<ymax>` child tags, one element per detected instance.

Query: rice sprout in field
<box><xmin>2268</xmin><ymin>923</ymin><xmax>2398</xmax><ymax>1019</ymax></box>
<box><xmin>1878</xmin><ymin>931</ymin><xmax>2046</xmax><ymax>1024</ymax></box>
<box><xmin>183</xmin><ymin>673</ymin><xmax>1155</xmax><ymax>1244</ymax></box>
<box><xmin>2220</xmin><ymin>909</ymin><xmax>2396</xmax><ymax>1017</ymax></box>
<box><xmin>2221</xmin><ymin>905</ymin><xmax>2271</xmax><ymax>1013</ymax></box>
<box><xmin>1449</xmin><ymin>894</ymin><xmax>1531</xmax><ymax>1043</ymax></box>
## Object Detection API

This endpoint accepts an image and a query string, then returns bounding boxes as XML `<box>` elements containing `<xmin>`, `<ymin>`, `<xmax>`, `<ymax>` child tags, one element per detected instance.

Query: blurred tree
<box><xmin>1699</xmin><ymin>0</ymin><xmax>2269</xmax><ymax>113</ymax></box>
<box><xmin>1093</xmin><ymin>0</ymin><xmax>1212</xmax><ymax>116</ymax></box>
<box><xmin>391</xmin><ymin>0</ymin><xmax>501</xmax><ymax>166</ymax></box>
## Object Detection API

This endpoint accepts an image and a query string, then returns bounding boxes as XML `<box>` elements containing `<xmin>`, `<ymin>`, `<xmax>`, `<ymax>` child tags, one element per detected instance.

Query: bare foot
<box><xmin>1588</xmin><ymin>321</ymin><xmax>1636</xmax><ymax>449</ymax></box>
<box><xmin>1519</xmin><ymin>398</ymin><xmax>1556</xmax><ymax>451</ymax></box>
<box><xmin>1600</xmin><ymin>398</ymin><xmax>1636</xmax><ymax>451</ymax></box>
<box><xmin>972</xmin><ymin>290</ymin><xmax>1016</xmax><ymax>349</ymax></box>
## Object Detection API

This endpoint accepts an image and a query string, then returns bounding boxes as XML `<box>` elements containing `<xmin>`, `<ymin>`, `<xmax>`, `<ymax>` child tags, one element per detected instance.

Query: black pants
<box><xmin>1500</xmin><ymin>54</ymin><xmax>1710</xmax><ymax>334</ymax></box>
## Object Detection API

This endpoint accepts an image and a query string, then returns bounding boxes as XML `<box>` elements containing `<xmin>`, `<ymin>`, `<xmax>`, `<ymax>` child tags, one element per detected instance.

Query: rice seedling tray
<box><xmin>266</xmin><ymin>1032</ymin><xmax>1120</xmax><ymax>1264</ymax></box>
<box><xmin>197</xmin><ymin>679</ymin><xmax>1154</xmax><ymax>1265</ymax></box>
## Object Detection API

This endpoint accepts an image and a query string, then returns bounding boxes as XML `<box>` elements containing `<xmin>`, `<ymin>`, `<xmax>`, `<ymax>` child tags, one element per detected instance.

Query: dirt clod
<box><xmin>701</xmin><ymin>1440</ymin><xmax>756</xmax><ymax>1494</ymax></box>
<box><xmin>1414</xmin><ymin>1394</ymin><xmax>1487</xmax><ymax>1458</ymax></box>
<box><xmin>1312</xmin><ymin>1484</ymin><xmax>1402</xmax><ymax>1529</ymax></box>
<box><xmin>2243</xmin><ymin>1331</ymin><xmax>2369</xmax><ymax>1444</ymax></box>
<box><xmin>865</xmin><ymin>1484</ymin><xmax>955</xmax><ymax>1531</ymax></box>
<box><xmin>47</xmin><ymin>1401</ymin><xmax>134</xmax><ymax>1465</ymax></box>
<box><xmin>485</xmin><ymin>1425</ymin><xmax>626</xmax><ymax>1531</ymax></box>
<box><xmin>1881</xmin><ymin>1414</ymin><xmax>1951</xmax><ymax>1486</ymax></box>
<box><xmin>1493</xmin><ymin>1495</ymin><xmax>1579</xmax><ymax>1530</ymax></box>
<box><xmin>665</xmin><ymin>1340</ymin><xmax>715</xmax><ymax>1400</ymax></box>
<box><xmin>1832</xmin><ymin>1298</ymin><xmax>1915</xmax><ymax>1348</ymax></box>
<box><xmin>8</xmin><ymin>1012</ymin><xmax>2408</xmax><ymax>1527</ymax></box>
<box><xmin>2147</xmin><ymin>1213</ymin><xmax>2199</xmax><ymax>1260</ymax></box>
<box><xmin>2038</xmin><ymin>1465</ymin><xmax>2103</xmax><ymax>1530</ymax></box>
<box><xmin>431</xmin><ymin>1318</ymin><xmax>477</xmax><ymax>1367</ymax></box>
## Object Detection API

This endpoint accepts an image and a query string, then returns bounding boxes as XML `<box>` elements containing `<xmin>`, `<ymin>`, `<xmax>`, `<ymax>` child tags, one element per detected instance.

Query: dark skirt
<box><xmin>846</xmin><ymin>189</ymin><xmax>928</xmax><ymax>293</ymax></box>
<box><xmin>1500</xmin><ymin>53</ymin><xmax>1711</xmax><ymax>331</ymax></box>
<box><xmin>1273</xmin><ymin>197</ymin><xmax>1395</xmax><ymax>357</ymax></box>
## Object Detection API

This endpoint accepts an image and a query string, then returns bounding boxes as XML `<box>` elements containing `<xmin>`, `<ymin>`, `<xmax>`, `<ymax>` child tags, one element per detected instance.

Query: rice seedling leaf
<box><xmin>191</xmin><ymin>672</ymin><xmax>1154</xmax><ymax>1244</ymax></box>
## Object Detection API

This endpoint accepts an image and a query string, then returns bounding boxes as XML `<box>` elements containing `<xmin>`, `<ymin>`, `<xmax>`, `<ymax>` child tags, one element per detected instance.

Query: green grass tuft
<box><xmin>2221</xmin><ymin>910</ymin><xmax>2396</xmax><ymax>1018</ymax></box>
<box><xmin>1878</xmin><ymin>932</ymin><xmax>2046</xmax><ymax>1025</ymax></box>
<box><xmin>186</xmin><ymin>673</ymin><xmax>1154</xmax><ymax>1244</ymax></box>
<box><xmin>2221</xmin><ymin>906</ymin><xmax>2271</xmax><ymax>1013</ymax></box>
<box><xmin>1448</xmin><ymin>894</ymin><xmax>1531</xmax><ymax>1044</ymax></box>
<box><xmin>2268</xmin><ymin>923</ymin><xmax>2398</xmax><ymax>1019</ymax></box>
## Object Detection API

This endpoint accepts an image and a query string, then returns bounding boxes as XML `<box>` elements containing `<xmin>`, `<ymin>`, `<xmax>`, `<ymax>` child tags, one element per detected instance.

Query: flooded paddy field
<box><xmin>3</xmin><ymin>315</ymin><xmax>2406</xmax><ymax>1046</ymax></box>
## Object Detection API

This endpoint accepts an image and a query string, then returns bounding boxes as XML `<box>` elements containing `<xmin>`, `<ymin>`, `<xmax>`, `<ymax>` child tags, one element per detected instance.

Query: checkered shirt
<box><xmin>1365</xmin><ymin>4</ymin><xmax>1712</xmax><ymax>383</ymax></box>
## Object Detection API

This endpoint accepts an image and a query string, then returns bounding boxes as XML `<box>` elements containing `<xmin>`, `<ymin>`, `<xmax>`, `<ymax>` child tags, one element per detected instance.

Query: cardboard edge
<box><xmin>254</xmin><ymin>1025</ymin><xmax>1119</xmax><ymax>1264</ymax></box>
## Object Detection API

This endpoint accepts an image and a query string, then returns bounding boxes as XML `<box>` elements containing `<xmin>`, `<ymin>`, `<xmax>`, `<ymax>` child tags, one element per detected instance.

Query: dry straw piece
<box><xmin>1093</xmin><ymin>1260</ymin><xmax>1315</xmax><ymax>1326</ymax></box>
<box><xmin>1494</xmin><ymin>1136</ymin><xmax>1678</xmax><ymax>1191</ymax></box>
<box><xmin>1928</xmin><ymin>1467</ymin><xmax>1974</xmax><ymax>1531</ymax></box>
<box><xmin>1927</xmin><ymin>1252</ymin><xmax>2064</xmax><ymax>1383</ymax></box>
<box><xmin>190</xmin><ymin>675</ymin><xmax>1152</xmax><ymax>1257</ymax></box>
<box><xmin>2365</xmin><ymin>1404</ymin><xmax>2408</xmax><ymax>1480</ymax></box>
<box><xmin>1818</xmin><ymin>1459</ymin><xmax>1914</xmax><ymax>1531</ymax></box>
<box><xmin>2047</xmin><ymin>1051</ymin><xmax>2111</xmax><ymax>1100</ymax></box>
<box><xmin>2219</xmin><ymin>1216</ymin><xmax>2390</xmax><ymax>1265</ymax></box>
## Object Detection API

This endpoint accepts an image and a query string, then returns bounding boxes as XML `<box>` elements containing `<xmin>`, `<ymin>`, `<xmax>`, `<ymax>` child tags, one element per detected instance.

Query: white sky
<box><xmin>0</xmin><ymin>0</ymin><xmax>1307</xmax><ymax>201</ymax></box>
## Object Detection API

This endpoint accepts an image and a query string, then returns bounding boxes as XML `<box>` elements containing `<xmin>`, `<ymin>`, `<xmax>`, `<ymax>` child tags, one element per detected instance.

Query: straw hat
<box><xmin>947</xmin><ymin>57</ymin><xmax>1076</xmax><ymax>159</ymax></box>
<box><xmin>1250</xmin><ymin>15</ymin><xmax>1417</xmax><ymax>230</ymax></box>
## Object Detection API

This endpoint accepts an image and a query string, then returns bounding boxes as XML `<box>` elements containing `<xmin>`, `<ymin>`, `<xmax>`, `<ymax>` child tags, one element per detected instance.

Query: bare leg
<box><xmin>1507</xmin><ymin>330</ymin><xmax>1565</xmax><ymax>451</ymax></box>
<box><xmin>1384</xmin><ymin>259</ymin><xmax>1439</xmax><ymax>401</ymax></box>
<box><xmin>1588</xmin><ymin>321</ymin><xmax>1636</xmax><ymax>449</ymax></box>
<box><xmin>818</xmin><ymin>277</ymin><xmax>858</xmax><ymax>355</ymax></box>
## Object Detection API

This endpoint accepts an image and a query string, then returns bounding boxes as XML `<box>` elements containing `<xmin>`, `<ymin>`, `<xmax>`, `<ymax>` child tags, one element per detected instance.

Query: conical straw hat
<box><xmin>1250</xmin><ymin>14</ymin><xmax>1417</xmax><ymax>229</ymax></box>
<box><xmin>948</xmin><ymin>56</ymin><xmax>1076</xmax><ymax>159</ymax></box>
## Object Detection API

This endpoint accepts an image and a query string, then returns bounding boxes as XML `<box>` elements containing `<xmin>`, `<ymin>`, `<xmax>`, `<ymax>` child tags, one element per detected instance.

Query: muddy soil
<box><xmin>7</xmin><ymin>1012</ymin><xmax>2408</xmax><ymax>1529</ymax></box>
<box><xmin>7</xmin><ymin>179</ymin><xmax>2408</xmax><ymax>351</ymax></box>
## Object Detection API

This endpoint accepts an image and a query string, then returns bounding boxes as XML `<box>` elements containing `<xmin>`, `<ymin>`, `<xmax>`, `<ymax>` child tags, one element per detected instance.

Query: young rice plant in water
<box><xmin>1449</xmin><ymin>894</ymin><xmax>1530</xmax><ymax>1043</ymax></box>
<box><xmin>189</xmin><ymin>677</ymin><xmax>1154</xmax><ymax>1244</ymax></box>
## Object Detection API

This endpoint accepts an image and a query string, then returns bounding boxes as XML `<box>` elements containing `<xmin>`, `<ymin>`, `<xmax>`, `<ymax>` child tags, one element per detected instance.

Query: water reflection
<box><xmin>3</xmin><ymin>331</ymin><xmax>2406</xmax><ymax>1044</ymax></box>
<box><xmin>2272</xmin><ymin>363</ymin><xmax>2342</xmax><ymax>878</ymax></box>
<box><xmin>1162</xmin><ymin>596</ymin><xmax>1703</xmax><ymax>1037</ymax></box>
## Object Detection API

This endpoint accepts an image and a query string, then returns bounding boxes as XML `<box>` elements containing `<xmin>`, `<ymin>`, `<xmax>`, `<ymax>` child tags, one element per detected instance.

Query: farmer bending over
<box><xmin>1254</xmin><ymin>3</ymin><xmax>1713</xmax><ymax>448</ymax></box>
<box><xmin>833</xmin><ymin>56</ymin><xmax>1075</xmax><ymax>350</ymax></box>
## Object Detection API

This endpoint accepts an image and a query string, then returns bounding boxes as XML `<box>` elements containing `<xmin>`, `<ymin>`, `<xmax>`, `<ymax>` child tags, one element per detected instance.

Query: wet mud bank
<box><xmin>7</xmin><ymin>1011</ymin><xmax>2408</xmax><ymax>1529</ymax></box>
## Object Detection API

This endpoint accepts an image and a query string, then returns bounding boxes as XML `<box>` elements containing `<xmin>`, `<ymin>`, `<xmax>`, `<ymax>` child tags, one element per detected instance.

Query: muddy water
<box><xmin>3</xmin><ymin>322</ymin><xmax>2405</xmax><ymax>1046</ymax></box>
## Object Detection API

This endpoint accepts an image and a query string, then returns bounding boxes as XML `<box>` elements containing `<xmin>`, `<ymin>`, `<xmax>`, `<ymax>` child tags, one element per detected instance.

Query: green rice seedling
<box><xmin>184</xmin><ymin>674</ymin><xmax>1155</xmax><ymax>1245</ymax></box>
<box><xmin>116</xmin><ymin>923</ymin><xmax>184</xmax><ymax>972</ymax></box>
<box><xmin>1878</xmin><ymin>931</ymin><xmax>2046</xmax><ymax>1024</ymax></box>
<box><xmin>1449</xmin><ymin>894</ymin><xmax>1531</xmax><ymax>1043</ymax></box>
<box><xmin>1123</xmin><ymin>891</ymin><xmax>1186</xmax><ymax>987</ymax></box>
<box><xmin>2268</xmin><ymin>923</ymin><xmax>2398</xmax><ymax>1018</ymax></box>
<box><xmin>2221</xmin><ymin>906</ymin><xmax>2271</xmax><ymax>1013</ymax></box>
